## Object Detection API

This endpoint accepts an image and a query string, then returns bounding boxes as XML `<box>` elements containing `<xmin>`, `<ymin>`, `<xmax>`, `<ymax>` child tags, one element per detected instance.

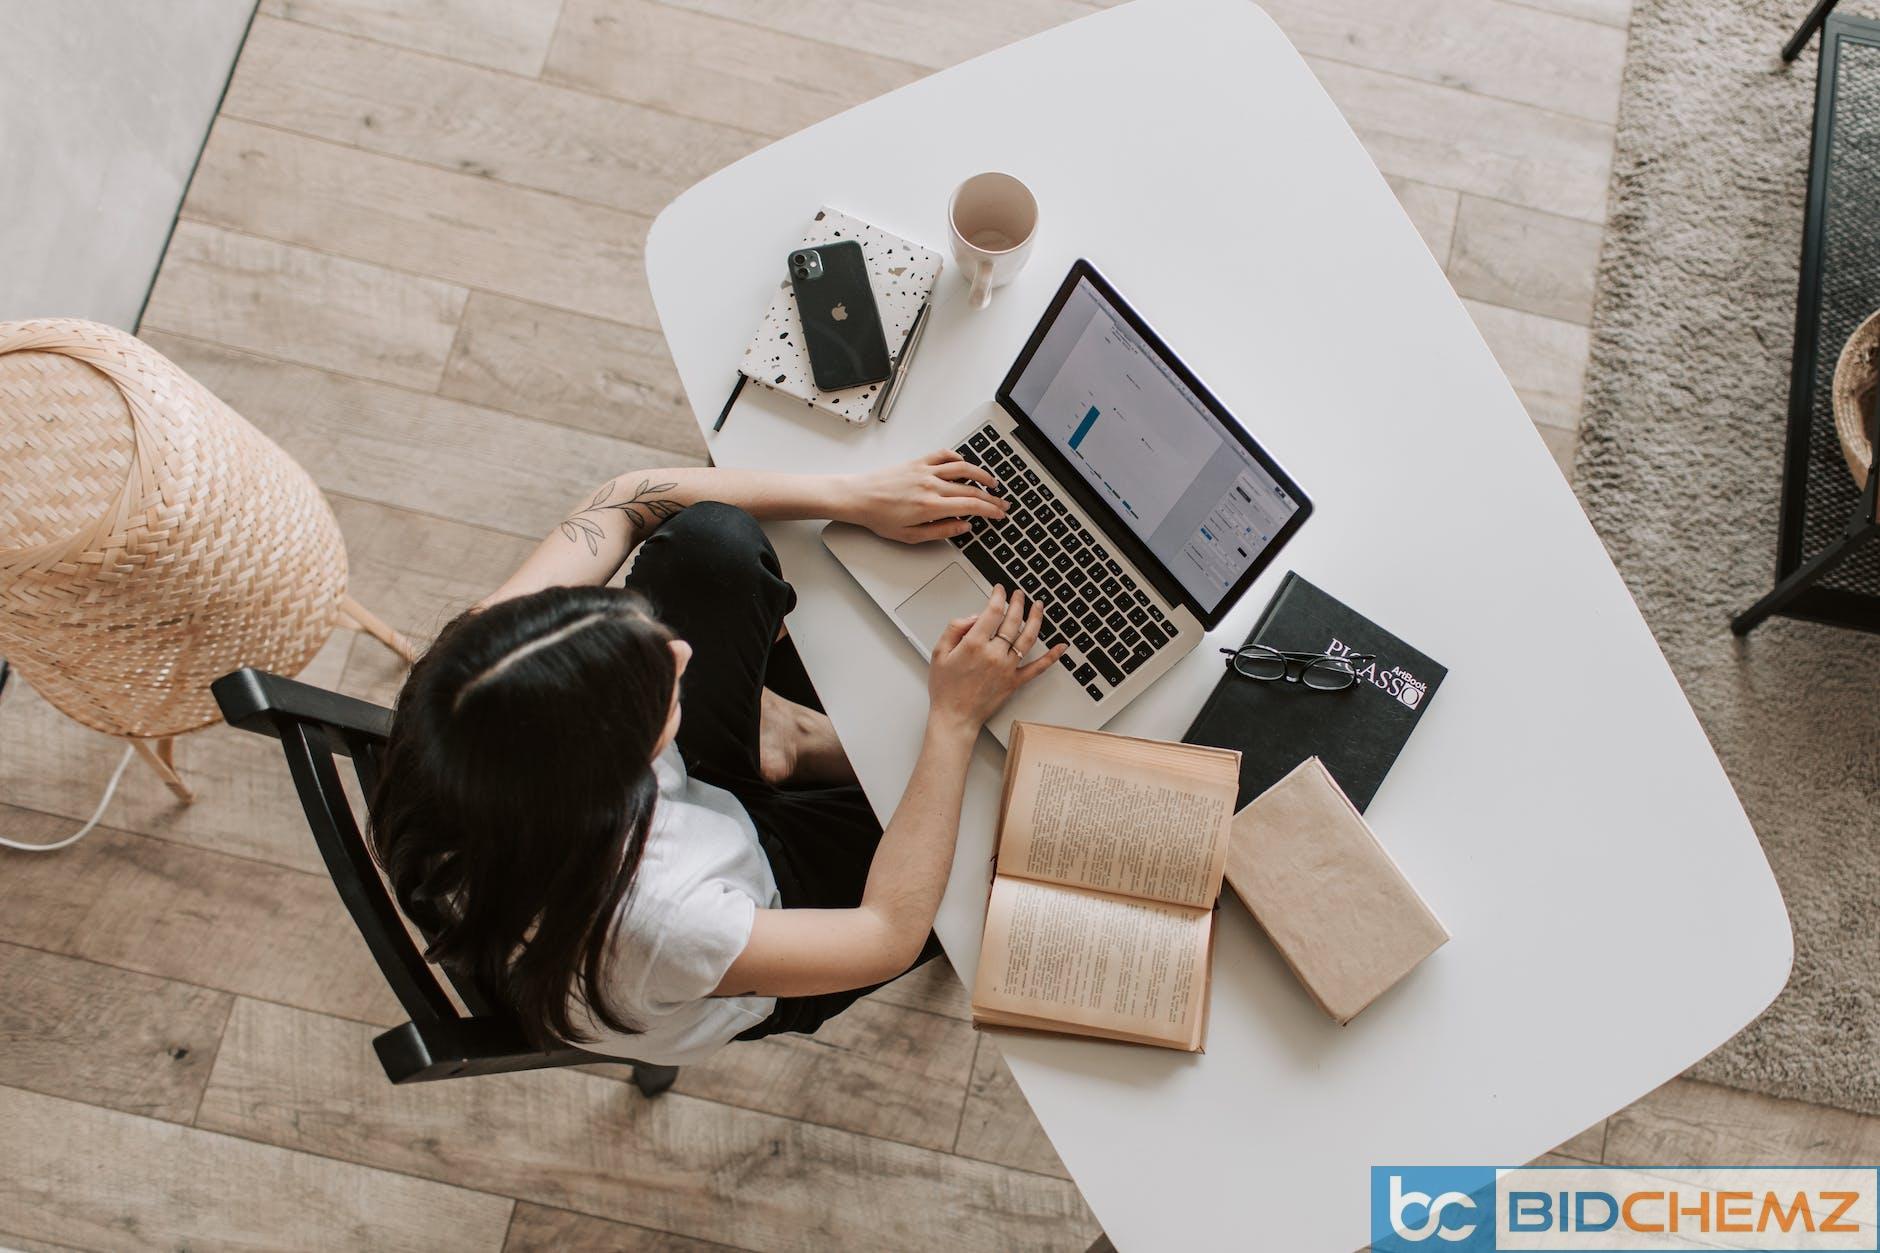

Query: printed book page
<box><xmin>971</xmin><ymin>875</ymin><xmax>1212</xmax><ymax>1050</ymax></box>
<box><xmin>997</xmin><ymin>723</ymin><xmax>1238</xmax><ymax>910</ymax></box>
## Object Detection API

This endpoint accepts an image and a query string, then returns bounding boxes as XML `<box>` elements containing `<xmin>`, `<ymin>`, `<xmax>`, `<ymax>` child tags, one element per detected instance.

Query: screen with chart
<box><xmin>1005</xmin><ymin>276</ymin><xmax>1302</xmax><ymax>611</ymax></box>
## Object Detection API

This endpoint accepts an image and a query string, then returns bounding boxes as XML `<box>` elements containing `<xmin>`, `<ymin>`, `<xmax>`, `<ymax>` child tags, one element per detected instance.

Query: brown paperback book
<box><xmin>1224</xmin><ymin>757</ymin><xmax>1448</xmax><ymax>1025</ymax></box>
<box><xmin>970</xmin><ymin>722</ymin><xmax>1241</xmax><ymax>1052</ymax></box>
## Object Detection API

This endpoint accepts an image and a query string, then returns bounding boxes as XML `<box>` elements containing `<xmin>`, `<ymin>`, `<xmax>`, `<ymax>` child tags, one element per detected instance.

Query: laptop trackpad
<box><xmin>896</xmin><ymin>563</ymin><xmax>987</xmax><ymax>652</ymax></box>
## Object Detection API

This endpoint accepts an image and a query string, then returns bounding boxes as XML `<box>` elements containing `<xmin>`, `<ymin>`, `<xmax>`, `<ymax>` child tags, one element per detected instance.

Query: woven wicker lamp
<box><xmin>0</xmin><ymin>318</ymin><xmax>413</xmax><ymax>803</ymax></box>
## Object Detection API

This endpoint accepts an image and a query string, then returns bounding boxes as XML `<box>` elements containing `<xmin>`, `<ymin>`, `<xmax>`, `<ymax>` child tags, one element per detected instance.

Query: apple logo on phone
<box><xmin>830</xmin><ymin>303</ymin><xmax>849</xmax><ymax>322</ymax></box>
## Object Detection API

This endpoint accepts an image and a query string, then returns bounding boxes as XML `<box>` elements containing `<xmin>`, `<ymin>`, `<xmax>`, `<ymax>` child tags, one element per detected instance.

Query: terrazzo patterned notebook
<box><xmin>739</xmin><ymin>208</ymin><xmax>944</xmax><ymax>424</ymax></box>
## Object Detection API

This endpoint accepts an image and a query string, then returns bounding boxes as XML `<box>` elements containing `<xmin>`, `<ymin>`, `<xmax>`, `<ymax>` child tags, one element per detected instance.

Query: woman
<box><xmin>370</xmin><ymin>452</ymin><xmax>1065</xmax><ymax>1065</ymax></box>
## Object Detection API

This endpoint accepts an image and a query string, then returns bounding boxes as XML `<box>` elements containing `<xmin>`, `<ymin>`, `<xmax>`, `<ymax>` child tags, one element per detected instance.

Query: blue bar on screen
<box><xmin>1069</xmin><ymin>405</ymin><xmax>1100</xmax><ymax>450</ymax></box>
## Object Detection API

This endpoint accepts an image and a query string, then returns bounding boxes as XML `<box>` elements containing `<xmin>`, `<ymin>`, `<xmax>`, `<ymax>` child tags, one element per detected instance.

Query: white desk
<box><xmin>645</xmin><ymin>2</ymin><xmax>1792</xmax><ymax>1247</ymax></box>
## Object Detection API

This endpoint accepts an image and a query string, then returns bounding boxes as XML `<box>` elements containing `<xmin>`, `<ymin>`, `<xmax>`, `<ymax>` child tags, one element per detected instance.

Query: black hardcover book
<box><xmin>1182</xmin><ymin>572</ymin><xmax>1446</xmax><ymax>811</ymax></box>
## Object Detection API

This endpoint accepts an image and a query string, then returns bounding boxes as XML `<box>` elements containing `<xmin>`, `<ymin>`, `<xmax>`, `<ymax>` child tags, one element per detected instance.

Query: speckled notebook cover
<box><xmin>739</xmin><ymin>207</ymin><xmax>944</xmax><ymax>424</ymax></box>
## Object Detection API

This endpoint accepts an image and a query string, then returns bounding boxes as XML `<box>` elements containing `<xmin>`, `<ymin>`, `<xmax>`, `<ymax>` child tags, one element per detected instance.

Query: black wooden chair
<box><xmin>211</xmin><ymin>665</ymin><xmax>678</xmax><ymax>1095</ymax></box>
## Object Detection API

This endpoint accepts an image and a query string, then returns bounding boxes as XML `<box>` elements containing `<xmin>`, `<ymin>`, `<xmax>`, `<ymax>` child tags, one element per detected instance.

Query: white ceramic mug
<box><xmin>948</xmin><ymin>172</ymin><xmax>1038</xmax><ymax>310</ymax></box>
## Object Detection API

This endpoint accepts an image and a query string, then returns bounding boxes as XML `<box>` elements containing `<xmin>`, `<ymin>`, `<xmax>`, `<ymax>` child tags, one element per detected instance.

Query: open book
<box><xmin>970</xmin><ymin>722</ymin><xmax>1241</xmax><ymax>1052</ymax></box>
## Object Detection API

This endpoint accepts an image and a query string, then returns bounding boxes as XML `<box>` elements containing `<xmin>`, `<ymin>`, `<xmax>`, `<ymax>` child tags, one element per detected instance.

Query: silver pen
<box><xmin>874</xmin><ymin>300</ymin><xmax>931</xmax><ymax>423</ymax></box>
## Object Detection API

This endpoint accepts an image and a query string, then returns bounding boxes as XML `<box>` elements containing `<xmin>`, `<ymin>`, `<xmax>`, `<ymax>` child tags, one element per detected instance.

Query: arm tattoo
<box><xmin>557</xmin><ymin>479</ymin><xmax>683</xmax><ymax>555</ymax></box>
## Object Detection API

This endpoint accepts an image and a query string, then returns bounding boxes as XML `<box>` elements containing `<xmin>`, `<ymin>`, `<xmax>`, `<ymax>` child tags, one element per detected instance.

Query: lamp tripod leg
<box><xmin>338</xmin><ymin>594</ymin><xmax>417</xmax><ymax>664</ymax></box>
<box><xmin>128</xmin><ymin>737</ymin><xmax>194</xmax><ymax>804</ymax></box>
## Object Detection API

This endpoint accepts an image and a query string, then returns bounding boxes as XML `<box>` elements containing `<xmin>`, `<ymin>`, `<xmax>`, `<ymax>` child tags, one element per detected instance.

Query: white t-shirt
<box><xmin>573</xmin><ymin>744</ymin><xmax>780</xmax><ymax>1065</ymax></box>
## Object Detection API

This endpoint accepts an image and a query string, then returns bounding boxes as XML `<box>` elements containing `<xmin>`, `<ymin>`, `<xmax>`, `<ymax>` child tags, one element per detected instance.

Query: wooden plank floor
<box><xmin>5</xmin><ymin>1</ymin><xmax>1869</xmax><ymax>1248</ymax></box>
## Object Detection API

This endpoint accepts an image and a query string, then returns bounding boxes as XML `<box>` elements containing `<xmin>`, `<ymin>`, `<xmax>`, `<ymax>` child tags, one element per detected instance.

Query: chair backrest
<box><xmin>212</xmin><ymin>666</ymin><xmax>615</xmax><ymax>1083</ymax></box>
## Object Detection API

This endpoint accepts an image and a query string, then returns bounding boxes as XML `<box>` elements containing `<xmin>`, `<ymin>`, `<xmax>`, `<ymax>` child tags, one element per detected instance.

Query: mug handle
<box><xmin>969</xmin><ymin>259</ymin><xmax>994</xmax><ymax>311</ymax></box>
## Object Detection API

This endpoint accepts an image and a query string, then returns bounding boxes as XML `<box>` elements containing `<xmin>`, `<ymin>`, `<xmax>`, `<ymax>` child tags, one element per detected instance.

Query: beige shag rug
<box><xmin>1577</xmin><ymin>0</ymin><xmax>1880</xmax><ymax>1112</ymax></box>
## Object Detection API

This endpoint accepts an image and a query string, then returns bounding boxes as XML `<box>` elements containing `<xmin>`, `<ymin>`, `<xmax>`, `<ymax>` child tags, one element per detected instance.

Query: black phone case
<box><xmin>790</xmin><ymin>240</ymin><xmax>891</xmax><ymax>391</ymax></box>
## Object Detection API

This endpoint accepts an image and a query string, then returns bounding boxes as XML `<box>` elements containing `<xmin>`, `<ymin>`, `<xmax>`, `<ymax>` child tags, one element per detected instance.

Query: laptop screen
<box><xmin>1002</xmin><ymin>272</ymin><xmax>1305</xmax><ymax>614</ymax></box>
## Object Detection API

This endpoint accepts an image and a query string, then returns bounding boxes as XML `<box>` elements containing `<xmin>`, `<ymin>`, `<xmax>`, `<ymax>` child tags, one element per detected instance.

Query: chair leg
<box><xmin>1732</xmin><ymin>522</ymin><xmax>1879</xmax><ymax>633</ymax></box>
<box><xmin>1783</xmin><ymin>0</ymin><xmax>1841</xmax><ymax>61</ymax></box>
<box><xmin>127</xmin><ymin>736</ymin><xmax>195</xmax><ymax>804</ymax></box>
<box><xmin>338</xmin><ymin>594</ymin><xmax>418</xmax><ymax>664</ymax></box>
<box><xmin>630</xmin><ymin>1063</ymin><xmax>679</xmax><ymax>1097</ymax></box>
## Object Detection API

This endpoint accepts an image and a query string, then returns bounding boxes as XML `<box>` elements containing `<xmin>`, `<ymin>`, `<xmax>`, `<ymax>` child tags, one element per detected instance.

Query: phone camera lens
<box><xmin>793</xmin><ymin>266</ymin><xmax>809</xmax><ymax>279</ymax></box>
<box><xmin>791</xmin><ymin>253</ymin><xmax>807</xmax><ymax>266</ymax></box>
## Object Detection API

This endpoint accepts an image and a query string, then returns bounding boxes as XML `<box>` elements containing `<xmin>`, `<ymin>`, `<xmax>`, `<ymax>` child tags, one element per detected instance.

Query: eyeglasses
<box><xmin>1219</xmin><ymin>645</ymin><xmax>1376</xmax><ymax>692</ymax></box>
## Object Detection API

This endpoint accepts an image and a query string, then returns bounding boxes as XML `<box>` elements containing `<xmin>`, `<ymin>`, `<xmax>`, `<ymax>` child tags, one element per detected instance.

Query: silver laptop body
<box><xmin>823</xmin><ymin>261</ymin><xmax>1312</xmax><ymax>746</ymax></box>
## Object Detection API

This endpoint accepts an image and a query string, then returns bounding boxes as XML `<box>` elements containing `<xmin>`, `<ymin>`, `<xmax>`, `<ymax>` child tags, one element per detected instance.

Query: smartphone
<box><xmin>788</xmin><ymin>240</ymin><xmax>891</xmax><ymax>391</ymax></box>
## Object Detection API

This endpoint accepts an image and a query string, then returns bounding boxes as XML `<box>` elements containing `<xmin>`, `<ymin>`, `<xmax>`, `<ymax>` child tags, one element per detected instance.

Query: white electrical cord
<box><xmin>0</xmin><ymin>671</ymin><xmax>139</xmax><ymax>852</ymax></box>
<box><xmin>0</xmin><ymin>745</ymin><xmax>135</xmax><ymax>852</ymax></box>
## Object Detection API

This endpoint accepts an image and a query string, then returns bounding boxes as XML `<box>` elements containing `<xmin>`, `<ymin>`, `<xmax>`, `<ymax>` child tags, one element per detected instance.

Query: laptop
<box><xmin>823</xmin><ymin>259</ymin><xmax>1312</xmax><ymax>744</ymax></box>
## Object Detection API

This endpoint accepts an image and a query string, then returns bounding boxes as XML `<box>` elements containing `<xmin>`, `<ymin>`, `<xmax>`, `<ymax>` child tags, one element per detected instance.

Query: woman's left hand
<box><xmin>839</xmin><ymin>450</ymin><xmax>1009</xmax><ymax>544</ymax></box>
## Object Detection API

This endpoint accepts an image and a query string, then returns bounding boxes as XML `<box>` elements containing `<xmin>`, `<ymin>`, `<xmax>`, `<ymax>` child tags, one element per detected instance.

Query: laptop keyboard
<box><xmin>950</xmin><ymin>424</ymin><xmax>1180</xmax><ymax>701</ymax></box>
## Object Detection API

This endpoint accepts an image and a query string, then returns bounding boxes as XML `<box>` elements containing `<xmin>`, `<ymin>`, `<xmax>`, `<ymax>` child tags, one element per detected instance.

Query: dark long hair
<box><xmin>369</xmin><ymin>585</ymin><xmax>678</xmax><ymax>1048</ymax></box>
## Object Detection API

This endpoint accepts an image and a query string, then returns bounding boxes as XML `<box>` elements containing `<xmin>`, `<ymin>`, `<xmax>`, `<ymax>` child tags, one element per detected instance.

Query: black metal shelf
<box><xmin>1734</xmin><ymin>11</ymin><xmax>1880</xmax><ymax>634</ymax></box>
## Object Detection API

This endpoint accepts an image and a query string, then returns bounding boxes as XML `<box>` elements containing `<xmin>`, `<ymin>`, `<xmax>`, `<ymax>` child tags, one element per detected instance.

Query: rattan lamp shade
<box><xmin>0</xmin><ymin>319</ymin><xmax>407</xmax><ymax>801</ymax></box>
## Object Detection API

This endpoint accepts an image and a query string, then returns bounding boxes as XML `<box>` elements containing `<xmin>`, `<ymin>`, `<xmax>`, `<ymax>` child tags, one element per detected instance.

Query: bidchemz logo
<box><xmin>1325</xmin><ymin>638</ymin><xmax>1429</xmax><ymax>710</ymax></box>
<box><xmin>1372</xmin><ymin>1166</ymin><xmax>1879</xmax><ymax>1251</ymax></box>
<box><xmin>1374</xmin><ymin>1169</ymin><xmax>1496</xmax><ymax>1253</ymax></box>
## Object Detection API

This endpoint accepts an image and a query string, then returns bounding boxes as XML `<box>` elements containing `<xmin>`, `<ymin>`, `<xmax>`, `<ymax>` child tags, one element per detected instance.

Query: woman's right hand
<box><xmin>927</xmin><ymin>586</ymin><xmax>1066</xmax><ymax>734</ymax></box>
